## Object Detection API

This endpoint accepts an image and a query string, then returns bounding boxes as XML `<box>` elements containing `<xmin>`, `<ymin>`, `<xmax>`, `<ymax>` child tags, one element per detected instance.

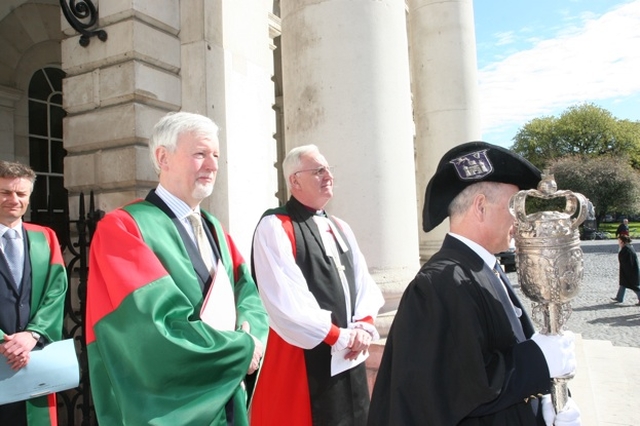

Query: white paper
<box><xmin>330</xmin><ymin>348</ymin><xmax>369</xmax><ymax>377</ymax></box>
<box><xmin>0</xmin><ymin>339</ymin><xmax>80</xmax><ymax>404</ymax></box>
<box><xmin>200</xmin><ymin>259</ymin><xmax>237</xmax><ymax>331</ymax></box>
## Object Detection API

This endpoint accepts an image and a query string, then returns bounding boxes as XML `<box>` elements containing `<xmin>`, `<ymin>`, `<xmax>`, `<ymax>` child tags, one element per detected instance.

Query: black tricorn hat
<box><xmin>422</xmin><ymin>141</ymin><xmax>541</xmax><ymax>232</ymax></box>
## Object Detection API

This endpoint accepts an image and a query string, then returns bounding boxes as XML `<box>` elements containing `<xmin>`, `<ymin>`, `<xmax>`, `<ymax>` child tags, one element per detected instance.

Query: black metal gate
<box><xmin>32</xmin><ymin>192</ymin><xmax>103</xmax><ymax>426</ymax></box>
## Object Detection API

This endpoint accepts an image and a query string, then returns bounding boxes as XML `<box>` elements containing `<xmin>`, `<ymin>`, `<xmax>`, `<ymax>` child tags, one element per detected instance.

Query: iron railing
<box><xmin>33</xmin><ymin>192</ymin><xmax>103</xmax><ymax>425</ymax></box>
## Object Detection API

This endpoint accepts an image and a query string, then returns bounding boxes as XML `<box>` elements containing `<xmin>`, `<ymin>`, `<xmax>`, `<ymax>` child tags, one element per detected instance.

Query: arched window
<box><xmin>28</xmin><ymin>67</ymin><xmax>67</xmax><ymax>222</ymax></box>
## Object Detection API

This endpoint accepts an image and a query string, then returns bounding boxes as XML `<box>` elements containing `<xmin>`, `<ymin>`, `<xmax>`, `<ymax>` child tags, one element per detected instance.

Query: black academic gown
<box><xmin>368</xmin><ymin>235</ymin><xmax>550</xmax><ymax>426</ymax></box>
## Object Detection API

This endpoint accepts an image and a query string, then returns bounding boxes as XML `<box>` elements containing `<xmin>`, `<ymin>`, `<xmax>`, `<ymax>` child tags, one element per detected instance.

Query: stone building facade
<box><xmin>0</xmin><ymin>0</ymin><xmax>481</xmax><ymax>315</ymax></box>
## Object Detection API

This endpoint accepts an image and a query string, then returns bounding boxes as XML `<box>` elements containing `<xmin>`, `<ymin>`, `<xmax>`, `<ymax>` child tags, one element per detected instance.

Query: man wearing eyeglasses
<box><xmin>250</xmin><ymin>145</ymin><xmax>384</xmax><ymax>426</ymax></box>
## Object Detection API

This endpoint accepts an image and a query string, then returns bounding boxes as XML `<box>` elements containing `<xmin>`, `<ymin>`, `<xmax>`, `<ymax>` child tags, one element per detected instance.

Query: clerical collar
<box><xmin>300</xmin><ymin>203</ymin><xmax>326</xmax><ymax>217</ymax></box>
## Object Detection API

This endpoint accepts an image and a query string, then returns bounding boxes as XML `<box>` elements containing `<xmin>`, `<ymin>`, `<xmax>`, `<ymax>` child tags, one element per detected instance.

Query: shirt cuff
<box><xmin>323</xmin><ymin>324</ymin><xmax>341</xmax><ymax>346</ymax></box>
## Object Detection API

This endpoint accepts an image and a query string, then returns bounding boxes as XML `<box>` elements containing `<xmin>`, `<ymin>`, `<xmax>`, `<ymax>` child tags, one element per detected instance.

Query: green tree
<box><xmin>547</xmin><ymin>155</ymin><xmax>640</xmax><ymax>225</ymax></box>
<box><xmin>511</xmin><ymin>103</ymin><xmax>640</xmax><ymax>170</ymax></box>
<box><xmin>616</xmin><ymin>119</ymin><xmax>640</xmax><ymax>169</ymax></box>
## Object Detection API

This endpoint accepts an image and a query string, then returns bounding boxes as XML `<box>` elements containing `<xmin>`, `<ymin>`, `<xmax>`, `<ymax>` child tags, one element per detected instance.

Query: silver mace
<box><xmin>509</xmin><ymin>172</ymin><xmax>587</xmax><ymax>413</ymax></box>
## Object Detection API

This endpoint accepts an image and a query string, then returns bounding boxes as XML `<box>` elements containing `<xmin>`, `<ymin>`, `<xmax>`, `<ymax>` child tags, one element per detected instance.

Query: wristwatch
<box><xmin>30</xmin><ymin>331</ymin><xmax>41</xmax><ymax>341</ymax></box>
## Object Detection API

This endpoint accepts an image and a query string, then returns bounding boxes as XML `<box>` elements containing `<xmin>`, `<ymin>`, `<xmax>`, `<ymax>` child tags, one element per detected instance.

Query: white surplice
<box><xmin>252</xmin><ymin>214</ymin><xmax>385</xmax><ymax>350</ymax></box>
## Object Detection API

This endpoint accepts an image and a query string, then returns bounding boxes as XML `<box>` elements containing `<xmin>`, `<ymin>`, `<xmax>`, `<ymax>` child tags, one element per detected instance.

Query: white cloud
<box><xmin>478</xmin><ymin>1</ymin><xmax>640</xmax><ymax>136</ymax></box>
<box><xmin>494</xmin><ymin>31</ymin><xmax>517</xmax><ymax>46</ymax></box>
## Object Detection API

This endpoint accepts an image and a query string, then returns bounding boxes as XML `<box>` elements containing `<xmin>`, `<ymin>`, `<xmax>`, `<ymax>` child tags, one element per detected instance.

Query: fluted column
<box><xmin>180</xmin><ymin>0</ymin><xmax>278</xmax><ymax>256</ymax></box>
<box><xmin>408</xmin><ymin>0</ymin><xmax>482</xmax><ymax>260</ymax></box>
<box><xmin>280</xmin><ymin>0</ymin><xmax>420</xmax><ymax>311</ymax></box>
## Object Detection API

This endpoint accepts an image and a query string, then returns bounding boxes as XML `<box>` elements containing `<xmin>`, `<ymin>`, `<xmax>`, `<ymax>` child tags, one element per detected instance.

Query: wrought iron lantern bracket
<box><xmin>60</xmin><ymin>0</ymin><xmax>107</xmax><ymax>47</ymax></box>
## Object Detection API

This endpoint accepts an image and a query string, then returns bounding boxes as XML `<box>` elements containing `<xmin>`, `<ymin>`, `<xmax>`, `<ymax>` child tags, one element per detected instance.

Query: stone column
<box><xmin>280</xmin><ymin>0</ymin><xmax>420</xmax><ymax>312</ymax></box>
<box><xmin>180</xmin><ymin>0</ymin><xmax>278</xmax><ymax>256</ymax></box>
<box><xmin>61</xmin><ymin>0</ymin><xmax>182</xmax><ymax>213</ymax></box>
<box><xmin>408</xmin><ymin>0</ymin><xmax>482</xmax><ymax>260</ymax></box>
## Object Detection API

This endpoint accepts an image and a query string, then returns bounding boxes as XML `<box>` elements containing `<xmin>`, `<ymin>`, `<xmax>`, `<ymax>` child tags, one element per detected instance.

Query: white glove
<box><xmin>531</xmin><ymin>331</ymin><xmax>576</xmax><ymax>378</ymax></box>
<box><xmin>541</xmin><ymin>395</ymin><xmax>582</xmax><ymax>426</ymax></box>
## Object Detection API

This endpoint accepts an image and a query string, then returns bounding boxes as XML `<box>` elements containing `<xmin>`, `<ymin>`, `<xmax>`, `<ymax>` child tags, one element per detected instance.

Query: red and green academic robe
<box><xmin>0</xmin><ymin>224</ymin><xmax>68</xmax><ymax>426</ymax></box>
<box><xmin>86</xmin><ymin>199</ymin><xmax>268</xmax><ymax>426</ymax></box>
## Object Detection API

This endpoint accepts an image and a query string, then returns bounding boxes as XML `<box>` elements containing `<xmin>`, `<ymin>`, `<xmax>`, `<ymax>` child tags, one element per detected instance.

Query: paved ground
<box><xmin>507</xmin><ymin>239</ymin><xmax>640</xmax><ymax>348</ymax></box>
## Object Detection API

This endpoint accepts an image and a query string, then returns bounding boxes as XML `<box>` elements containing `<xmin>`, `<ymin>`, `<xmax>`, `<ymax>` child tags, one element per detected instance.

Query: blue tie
<box><xmin>3</xmin><ymin>229</ymin><xmax>23</xmax><ymax>287</ymax></box>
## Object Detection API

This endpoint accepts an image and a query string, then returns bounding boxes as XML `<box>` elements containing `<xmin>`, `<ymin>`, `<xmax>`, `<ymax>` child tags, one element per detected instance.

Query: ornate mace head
<box><xmin>509</xmin><ymin>171</ymin><xmax>588</xmax><ymax>334</ymax></box>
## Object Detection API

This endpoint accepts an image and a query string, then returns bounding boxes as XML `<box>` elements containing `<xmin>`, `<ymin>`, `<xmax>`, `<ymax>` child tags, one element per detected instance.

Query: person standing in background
<box><xmin>615</xmin><ymin>218</ymin><xmax>630</xmax><ymax>238</ymax></box>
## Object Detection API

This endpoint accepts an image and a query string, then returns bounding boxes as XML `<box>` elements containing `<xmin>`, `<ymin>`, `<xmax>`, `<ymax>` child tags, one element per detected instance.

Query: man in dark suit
<box><xmin>0</xmin><ymin>161</ymin><xmax>67</xmax><ymax>426</ymax></box>
<box><xmin>368</xmin><ymin>142</ymin><xmax>582</xmax><ymax>426</ymax></box>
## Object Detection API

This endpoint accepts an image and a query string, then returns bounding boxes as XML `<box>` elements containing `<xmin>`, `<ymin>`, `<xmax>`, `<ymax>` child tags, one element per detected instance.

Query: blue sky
<box><xmin>474</xmin><ymin>0</ymin><xmax>640</xmax><ymax>148</ymax></box>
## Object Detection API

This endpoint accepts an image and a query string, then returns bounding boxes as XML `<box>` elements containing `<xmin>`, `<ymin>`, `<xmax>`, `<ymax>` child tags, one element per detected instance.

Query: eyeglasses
<box><xmin>293</xmin><ymin>166</ymin><xmax>334</xmax><ymax>177</ymax></box>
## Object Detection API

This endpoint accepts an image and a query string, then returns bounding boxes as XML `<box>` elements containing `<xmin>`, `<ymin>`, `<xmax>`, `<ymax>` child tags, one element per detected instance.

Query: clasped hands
<box><xmin>0</xmin><ymin>331</ymin><xmax>38</xmax><ymax>370</ymax></box>
<box><xmin>331</xmin><ymin>327</ymin><xmax>372</xmax><ymax>360</ymax></box>
<box><xmin>344</xmin><ymin>328</ymin><xmax>372</xmax><ymax>360</ymax></box>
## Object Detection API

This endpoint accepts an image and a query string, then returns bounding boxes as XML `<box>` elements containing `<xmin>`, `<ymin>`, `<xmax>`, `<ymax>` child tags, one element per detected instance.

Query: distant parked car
<box><xmin>496</xmin><ymin>239</ymin><xmax>517</xmax><ymax>272</ymax></box>
<box><xmin>581</xmin><ymin>201</ymin><xmax>604</xmax><ymax>240</ymax></box>
<box><xmin>496</xmin><ymin>248</ymin><xmax>517</xmax><ymax>272</ymax></box>
<box><xmin>582</xmin><ymin>229</ymin><xmax>609</xmax><ymax>240</ymax></box>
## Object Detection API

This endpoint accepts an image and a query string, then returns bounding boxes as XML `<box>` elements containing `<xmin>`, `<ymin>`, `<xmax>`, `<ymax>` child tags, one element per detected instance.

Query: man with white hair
<box><xmin>87</xmin><ymin>112</ymin><xmax>268</xmax><ymax>425</ymax></box>
<box><xmin>251</xmin><ymin>144</ymin><xmax>384</xmax><ymax>426</ymax></box>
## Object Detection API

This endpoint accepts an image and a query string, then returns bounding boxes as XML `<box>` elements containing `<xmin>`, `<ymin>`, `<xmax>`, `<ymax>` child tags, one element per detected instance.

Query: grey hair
<box><xmin>0</xmin><ymin>160</ymin><xmax>36</xmax><ymax>190</ymax></box>
<box><xmin>448</xmin><ymin>181</ymin><xmax>503</xmax><ymax>219</ymax></box>
<box><xmin>282</xmin><ymin>144</ymin><xmax>321</xmax><ymax>190</ymax></box>
<box><xmin>148</xmin><ymin>112</ymin><xmax>219</xmax><ymax>174</ymax></box>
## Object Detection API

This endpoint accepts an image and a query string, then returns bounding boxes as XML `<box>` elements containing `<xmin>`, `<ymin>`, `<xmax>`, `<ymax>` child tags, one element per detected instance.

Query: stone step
<box><xmin>574</xmin><ymin>337</ymin><xmax>640</xmax><ymax>426</ymax></box>
<box><xmin>571</xmin><ymin>333</ymin><xmax>598</xmax><ymax>424</ymax></box>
